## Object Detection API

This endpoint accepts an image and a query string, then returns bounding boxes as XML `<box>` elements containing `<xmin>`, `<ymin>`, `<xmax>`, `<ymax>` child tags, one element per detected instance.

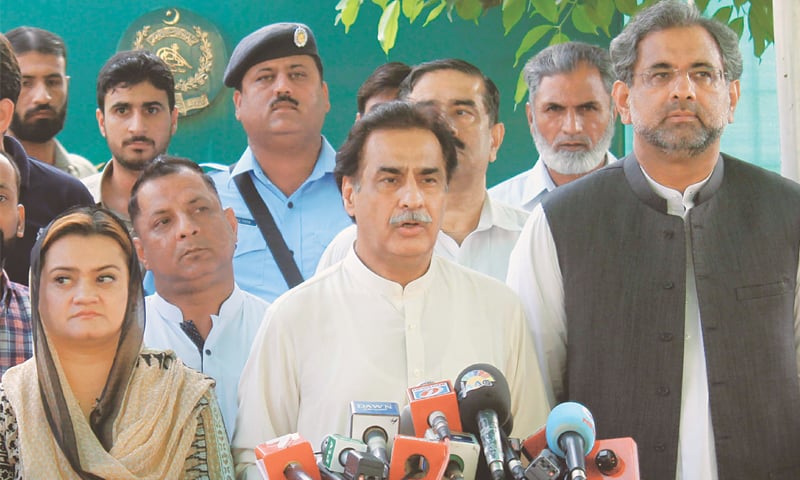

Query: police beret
<box><xmin>224</xmin><ymin>22</ymin><xmax>319</xmax><ymax>88</ymax></box>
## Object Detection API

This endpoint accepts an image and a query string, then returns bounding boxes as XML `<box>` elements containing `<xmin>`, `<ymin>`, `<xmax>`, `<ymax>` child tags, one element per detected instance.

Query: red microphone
<box><xmin>407</xmin><ymin>380</ymin><xmax>463</xmax><ymax>440</ymax></box>
<box><xmin>388</xmin><ymin>434</ymin><xmax>450</xmax><ymax>480</ymax></box>
<box><xmin>255</xmin><ymin>433</ymin><xmax>322</xmax><ymax>480</ymax></box>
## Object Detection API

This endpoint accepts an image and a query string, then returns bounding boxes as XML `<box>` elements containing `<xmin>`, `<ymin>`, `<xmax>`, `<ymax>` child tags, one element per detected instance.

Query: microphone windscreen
<box><xmin>545</xmin><ymin>402</ymin><xmax>596</xmax><ymax>457</ymax></box>
<box><xmin>454</xmin><ymin>363</ymin><xmax>511</xmax><ymax>434</ymax></box>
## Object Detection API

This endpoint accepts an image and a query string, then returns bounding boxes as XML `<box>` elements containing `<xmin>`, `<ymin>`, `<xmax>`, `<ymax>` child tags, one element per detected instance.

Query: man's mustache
<box><xmin>270</xmin><ymin>94</ymin><xmax>299</xmax><ymax>109</ymax></box>
<box><xmin>389</xmin><ymin>210</ymin><xmax>433</xmax><ymax>225</ymax></box>
<box><xmin>123</xmin><ymin>136</ymin><xmax>155</xmax><ymax>147</ymax></box>
<box><xmin>24</xmin><ymin>104</ymin><xmax>57</xmax><ymax>120</ymax></box>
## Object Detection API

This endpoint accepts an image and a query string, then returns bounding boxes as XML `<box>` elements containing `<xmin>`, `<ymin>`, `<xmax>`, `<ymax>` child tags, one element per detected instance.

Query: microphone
<box><xmin>255</xmin><ymin>432</ymin><xmax>321</xmax><ymax>480</ymax></box>
<box><xmin>407</xmin><ymin>380</ymin><xmax>463</xmax><ymax>440</ymax></box>
<box><xmin>343</xmin><ymin>450</ymin><xmax>388</xmax><ymax>480</ymax></box>
<box><xmin>545</xmin><ymin>402</ymin><xmax>596</xmax><ymax>480</ymax></box>
<box><xmin>501</xmin><ymin>429</ymin><xmax>525</xmax><ymax>480</ymax></box>
<box><xmin>388</xmin><ymin>434</ymin><xmax>450</xmax><ymax>480</ymax></box>
<box><xmin>350</xmin><ymin>401</ymin><xmax>400</xmax><ymax>468</ymax></box>
<box><xmin>454</xmin><ymin>364</ymin><xmax>512</xmax><ymax>480</ymax></box>
<box><xmin>444</xmin><ymin>432</ymin><xmax>480</xmax><ymax>480</ymax></box>
<box><xmin>320</xmin><ymin>434</ymin><xmax>367</xmax><ymax>474</ymax></box>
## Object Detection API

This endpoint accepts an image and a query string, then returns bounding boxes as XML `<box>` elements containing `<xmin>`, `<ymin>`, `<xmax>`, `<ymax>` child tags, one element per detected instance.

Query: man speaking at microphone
<box><xmin>233</xmin><ymin>101</ymin><xmax>550</xmax><ymax>478</ymax></box>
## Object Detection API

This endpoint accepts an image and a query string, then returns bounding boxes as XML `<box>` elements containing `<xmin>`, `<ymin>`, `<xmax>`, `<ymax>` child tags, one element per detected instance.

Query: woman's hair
<box><xmin>38</xmin><ymin>206</ymin><xmax>134</xmax><ymax>268</ymax></box>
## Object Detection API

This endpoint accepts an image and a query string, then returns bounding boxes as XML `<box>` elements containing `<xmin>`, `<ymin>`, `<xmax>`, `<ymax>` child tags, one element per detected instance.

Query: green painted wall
<box><xmin>1</xmin><ymin>1</ymin><xmax>621</xmax><ymax>187</ymax></box>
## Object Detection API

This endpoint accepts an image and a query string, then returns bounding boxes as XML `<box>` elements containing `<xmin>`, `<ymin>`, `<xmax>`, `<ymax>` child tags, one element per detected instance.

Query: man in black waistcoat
<box><xmin>507</xmin><ymin>1</ymin><xmax>800</xmax><ymax>479</ymax></box>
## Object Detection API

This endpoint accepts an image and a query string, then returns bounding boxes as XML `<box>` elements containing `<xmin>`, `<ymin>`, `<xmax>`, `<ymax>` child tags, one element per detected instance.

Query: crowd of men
<box><xmin>1</xmin><ymin>1</ymin><xmax>799</xmax><ymax>478</ymax></box>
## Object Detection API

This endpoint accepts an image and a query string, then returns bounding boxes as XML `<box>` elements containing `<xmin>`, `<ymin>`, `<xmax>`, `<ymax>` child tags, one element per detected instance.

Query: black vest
<box><xmin>543</xmin><ymin>154</ymin><xmax>800</xmax><ymax>480</ymax></box>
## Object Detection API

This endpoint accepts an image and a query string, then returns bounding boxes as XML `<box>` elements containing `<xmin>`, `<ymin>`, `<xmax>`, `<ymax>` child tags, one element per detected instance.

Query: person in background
<box><xmin>129</xmin><ymin>156</ymin><xmax>268</xmax><ymax>438</ymax></box>
<box><xmin>318</xmin><ymin>59</ymin><xmax>526</xmax><ymax>281</ymax></box>
<box><xmin>489</xmin><ymin>41</ymin><xmax>616</xmax><ymax>212</ymax></box>
<box><xmin>355</xmin><ymin>61</ymin><xmax>411</xmax><ymax>119</ymax></box>
<box><xmin>0</xmin><ymin>206</ymin><xmax>234</xmax><ymax>478</ymax></box>
<box><xmin>0</xmin><ymin>32</ymin><xmax>92</xmax><ymax>286</ymax></box>
<box><xmin>6</xmin><ymin>26</ymin><xmax>96</xmax><ymax>178</ymax></box>
<box><xmin>83</xmin><ymin>49</ymin><xmax>178</xmax><ymax>229</ymax></box>
<box><xmin>207</xmin><ymin>22</ymin><xmax>352</xmax><ymax>302</ymax></box>
<box><xmin>0</xmin><ymin>151</ymin><xmax>31</xmax><ymax>376</ymax></box>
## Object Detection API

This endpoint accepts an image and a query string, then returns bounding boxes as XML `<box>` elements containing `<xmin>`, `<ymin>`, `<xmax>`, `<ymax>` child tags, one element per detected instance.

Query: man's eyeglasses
<box><xmin>636</xmin><ymin>67</ymin><xmax>725</xmax><ymax>89</ymax></box>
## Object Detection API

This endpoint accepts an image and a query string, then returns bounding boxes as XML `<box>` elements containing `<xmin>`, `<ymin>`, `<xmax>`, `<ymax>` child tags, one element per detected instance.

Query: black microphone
<box><xmin>454</xmin><ymin>364</ymin><xmax>512</xmax><ymax>480</ymax></box>
<box><xmin>545</xmin><ymin>402</ymin><xmax>596</xmax><ymax>480</ymax></box>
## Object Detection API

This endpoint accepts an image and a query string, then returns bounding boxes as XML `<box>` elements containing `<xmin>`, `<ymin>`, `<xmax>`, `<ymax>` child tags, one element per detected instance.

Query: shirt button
<box><xmin>288</xmin><ymin>201</ymin><xmax>294</xmax><ymax>208</ymax></box>
<box><xmin>205</xmin><ymin>349</ymin><xmax>211</xmax><ymax>356</ymax></box>
<box><xmin>413</xmin><ymin>369</ymin><xmax>421</xmax><ymax>378</ymax></box>
<box><xmin>408</xmin><ymin>324</ymin><xmax>415</xmax><ymax>330</ymax></box>
<box><xmin>663</xmin><ymin>281</ymin><xmax>674</xmax><ymax>289</ymax></box>
<box><xmin>663</xmin><ymin>230</ymin><xmax>674</xmax><ymax>239</ymax></box>
<box><xmin>659</xmin><ymin>332</ymin><xmax>674</xmax><ymax>342</ymax></box>
<box><xmin>654</xmin><ymin>442</ymin><xmax>666</xmax><ymax>453</ymax></box>
<box><xmin>656</xmin><ymin>386</ymin><xmax>670</xmax><ymax>396</ymax></box>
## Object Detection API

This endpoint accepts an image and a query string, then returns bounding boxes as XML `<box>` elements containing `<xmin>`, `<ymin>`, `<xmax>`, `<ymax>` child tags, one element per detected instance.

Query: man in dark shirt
<box><xmin>0</xmin><ymin>33</ymin><xmax>92</xmax><ymax>285</ymax></box>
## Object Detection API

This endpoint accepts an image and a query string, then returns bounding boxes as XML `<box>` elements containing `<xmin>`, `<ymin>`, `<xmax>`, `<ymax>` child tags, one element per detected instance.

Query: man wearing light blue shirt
<box><xmin>207</xmin><ymin>22</ymin><xmax>351</xmax><ymax>302</ymax></box>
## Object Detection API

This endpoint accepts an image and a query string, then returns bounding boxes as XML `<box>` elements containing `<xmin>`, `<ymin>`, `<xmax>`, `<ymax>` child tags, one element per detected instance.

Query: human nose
<box><xmin>670</xmin><ymin>70</ymin><xmax>696</xmax><ymax>100</ymax></box>
<box><xmin>73</xmin><ymin>279</ymin><xmax>100</xmax><ymax>303</ymax></box>
<box><xmin>31</xmin><ymin>80</ymin><xmax>52</xmax><ymax>104</ymax></box>
<box><xmin>562</xmin><ymin>109</ymin><xmax>583</xmax><ymax>134</ymax></box>
<box><xmin>176</xmin><ymin>213</ymin><xmax>199</xmax><ymax>238</ymax></box>
<box><xmin>273</xmin><ymin>72</ymin><xmax>292</xmax><ymax>95</ymax></box>
<box><xmin>127</xmin><ymin>110</ymin><xmax>146</xmax><ymax>134</ymax></box>
<box><xmin>399</xmin><ymin>179</ymin><xmax>424</xmax><ymax>209</ymax></box>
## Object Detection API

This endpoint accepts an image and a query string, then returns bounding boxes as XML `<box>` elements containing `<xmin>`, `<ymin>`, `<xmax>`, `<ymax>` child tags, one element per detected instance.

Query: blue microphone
<box><xmin>545</xmin><ymin>402</ymin><xmax>596</xmax><ymax>480</ymax></box>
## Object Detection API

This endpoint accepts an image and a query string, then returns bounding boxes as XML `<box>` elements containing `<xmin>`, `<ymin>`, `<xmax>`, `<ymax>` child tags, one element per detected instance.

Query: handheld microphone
<box><xmin>350</xmin><ymin>401</ymin><xmax>400</xmax><ymax>468</ymax></box>
<box><xmin>501</xmin><ymin>429</ymin><xmax>525</xmax><ymax>480</ymax></box>
<box><xmin>443</xmin><ymin>432</ymin><xmax>480</xmax><ymax>480</ymax></box>
<box><xmin>321</xmin><ymin>434</ymin><xmax>367</xmax><ymax>474</ymax></box>
<box><xmin>343</xmin><ymin>450</ymin><xmax>388</xmax><ymax>480</ymax></box>
<box><xmin>255</xmin><ymin>432</ymin><xmax>321</xmax><ymax>480</ymax></box>
<box><xmin>546</xmin><ymin>402</ymin><xmax>596</xmax><ymax>480</ymax></box>
<box><xmin>407</xmin><ymin>380</ymin><xmax>463</xmax><ymax>440</ymax></box>
<box><xmin>454</xmin><ymin>364</ymin><xmax>512</xmax><ymax>480</ymax></box>
<box><xmin>388</xmin><ymin>434</ymin><xmax>450</xmax><ymax>480</ymax></box>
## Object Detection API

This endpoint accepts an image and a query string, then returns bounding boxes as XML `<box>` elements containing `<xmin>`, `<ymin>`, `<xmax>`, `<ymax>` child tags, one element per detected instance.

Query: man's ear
<box><xmin>133</xmin><ymin>237</ymin><xmax>149</xmax><ymax>270</ymax></box>
<box><xmin>612</xmin><ymin>80</ymin><xmax>632</xmax><ymax>125</ymax></box>
<box><xmin>341</xmin><ymin>176</ymin><xmax>357</xmax><ymax>218</ymax></box>
<box><xmin>96</xmin><ymin>107</ymin><xmax>107</xmax><ymax>138</ymax></box>
<box><xmin>0</xmin><ymin>98</ymin><xmax>14</xmax><ymax>134</ymax></box>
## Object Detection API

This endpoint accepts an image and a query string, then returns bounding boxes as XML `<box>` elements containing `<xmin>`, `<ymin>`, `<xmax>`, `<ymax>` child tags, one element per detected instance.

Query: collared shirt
<box><xmin>316</xmin><ymin>195</ymin><xmax>529</xmax><ymax>281</ymax></box>
<box><xmin>0</xmin><ymin>272</ymin><xmax>31</xmax><ymax>377</ymax></box>
<box><xmin>143</xmin><ymin>285</ymin><xmax>268</xmax><ymax>438</ymax></box>
<box><xmin>506</xmin><ymin>161</ymin><xmax>800</xmax><ymax>480</ymax></box>
<box><xmin>489</xmin><ymin>152</ymin><xmax>617</xmax><ymax>213</ymax></box>
<box><xmin>81</xmin><ymin>161</ymin><xmax>133</xmax><ymax>231</ymax></box>
<box><xmin>233</xmin><ymin>249</ymin><xmax>550</xmax><ymax>479</ymax></box>
<box><xmin>52</xmin><ymin>139</ymin><xmax>97</xmax><ymax>179</ymax></box>
<box><xmin>207</xmin><ymin>137</ymin><xmax>353</xmax><ymax>302</ymax></box>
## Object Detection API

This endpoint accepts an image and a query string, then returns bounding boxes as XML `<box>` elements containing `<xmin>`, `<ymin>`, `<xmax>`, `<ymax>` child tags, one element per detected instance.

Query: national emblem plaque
<box><xmin>119</xmin><ymin>7</ymin><xmax>228</xmax><ymax>117</ymax></box>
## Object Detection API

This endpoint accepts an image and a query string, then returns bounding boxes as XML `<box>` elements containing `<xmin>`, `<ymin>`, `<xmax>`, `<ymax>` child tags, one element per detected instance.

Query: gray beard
<box><xmin>634</xmin><ymin>121</ymin><xmax>724</xmax><ymax>157</ymax></box>
<box><xmin>533</xmin><ymin>114</ymin><xmax>615</xmax><ymax>175</ymax></box>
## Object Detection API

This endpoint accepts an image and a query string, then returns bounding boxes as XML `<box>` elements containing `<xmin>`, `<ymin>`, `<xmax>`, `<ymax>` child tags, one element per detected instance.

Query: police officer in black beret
<box><xmin>207</xmin><ymin>22</ymin><xmax>352</xmax><ymax>304</ymax></box>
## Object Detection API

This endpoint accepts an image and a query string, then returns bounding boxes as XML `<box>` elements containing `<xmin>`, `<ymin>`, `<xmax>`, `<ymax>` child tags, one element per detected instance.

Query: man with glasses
<box><xmin>507</xmin><ymin>1</ymin><xmax>800</xmax><ymax>479</ymax></box>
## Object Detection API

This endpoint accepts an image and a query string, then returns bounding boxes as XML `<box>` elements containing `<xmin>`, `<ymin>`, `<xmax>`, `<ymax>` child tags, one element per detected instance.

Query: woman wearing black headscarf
<box><xmin>0</xmin><ymin>206</ymin><xmax>234</xmax><ymax>478</ymax></box>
